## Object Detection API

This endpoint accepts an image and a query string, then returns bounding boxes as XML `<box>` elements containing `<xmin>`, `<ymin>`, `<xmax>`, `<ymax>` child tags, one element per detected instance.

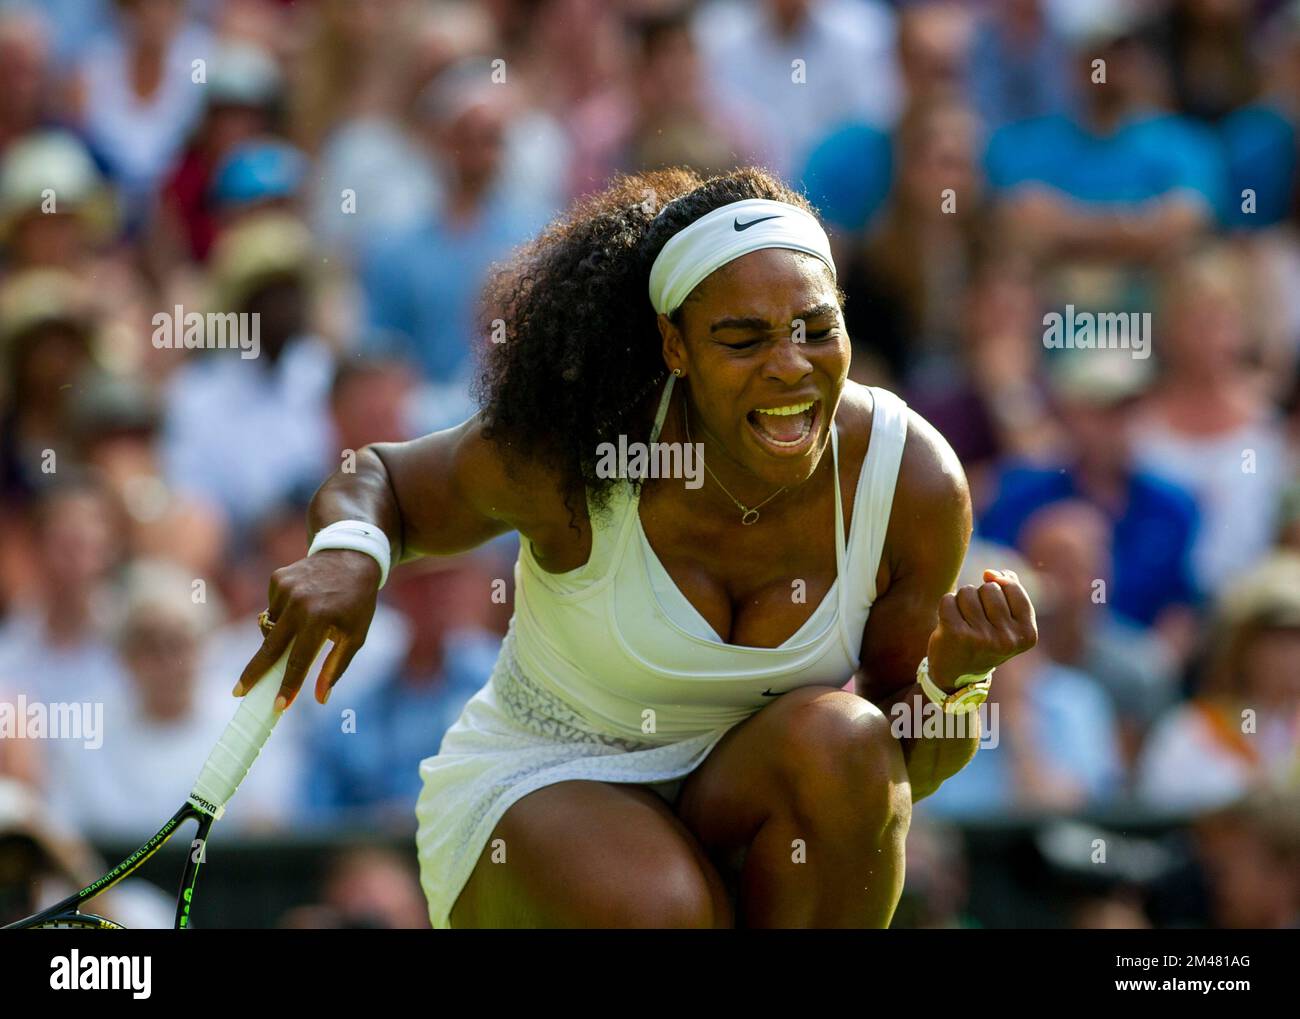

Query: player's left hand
<box><xmin>926</xmin><ymin>568</ymin><xmax>1038</xmax><ymax>690</ymax></box>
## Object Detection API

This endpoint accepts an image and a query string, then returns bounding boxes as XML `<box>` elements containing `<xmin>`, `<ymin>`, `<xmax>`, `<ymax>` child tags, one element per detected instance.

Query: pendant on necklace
<box><xmin>741</xmin><ymin>509</ymin><xmax>759</xmax><ymax>525</ymax></box>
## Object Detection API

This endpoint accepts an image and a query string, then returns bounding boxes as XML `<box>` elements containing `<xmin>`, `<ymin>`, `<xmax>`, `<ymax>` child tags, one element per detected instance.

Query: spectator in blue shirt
<box><xmin>1149</xmin><ymin>0</ymin><xmax>1299</xmax><ymax>230</ymax></box>
<box><xmin>979</xmin><ymin>354</ymin><xmax>1200</xmax><ymax>630</ymax></box>
<box><xmin>986</xmin><ymin>19</ymin><xmax>1226</xmax><ymax>260</ymax></box>
<box><xmin>1216</xmin><ymin>104</ymin><xmax>1296</xmax><ymax>229</ymax></box>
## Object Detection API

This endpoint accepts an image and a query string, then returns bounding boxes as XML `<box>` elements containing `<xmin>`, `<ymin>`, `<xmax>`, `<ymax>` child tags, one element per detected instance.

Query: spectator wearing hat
<box><xmin>208</xmin><ymin>138</ymin><xmax>306</xmax><ymax>228</ymax></box>
<box><xmin>159</xmin><ymin>211</ymin><xmax>336</xmax><ymax>530</ymax></box>
<box><xmin>0</xmin><ymin>131</ymin><xmax>159</xmax><ymax>375</ymax></box>
<box><xmin>0</xmin><ymin>130</ymin><xmax>117</xmax><ymax>273</ymax></box>
<box><xmin>154</xmin><ymin>40</ymin><xmax>286</xmax><ymax>264</ymax></box>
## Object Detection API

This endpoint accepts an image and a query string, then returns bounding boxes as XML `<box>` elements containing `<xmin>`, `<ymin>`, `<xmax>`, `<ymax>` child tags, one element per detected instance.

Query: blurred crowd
<box><xmin>0</xmin><ymin>0</ymin><xmax>1298</xmax><ymax>928</ymax></box>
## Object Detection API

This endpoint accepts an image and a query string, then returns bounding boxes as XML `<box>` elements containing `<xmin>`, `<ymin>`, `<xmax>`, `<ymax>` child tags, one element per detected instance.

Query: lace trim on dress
<box><xmin>493</xmin><ymin>643</ymin><xmax>651</xmax><ymax>752</ymax></box>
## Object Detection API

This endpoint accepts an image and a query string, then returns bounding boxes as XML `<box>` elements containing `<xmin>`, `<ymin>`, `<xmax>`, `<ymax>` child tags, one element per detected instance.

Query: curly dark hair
<box><xmin>473</xmin><ymin>166</ymin><xmax>820</xmax><ymax>521</ymax></box>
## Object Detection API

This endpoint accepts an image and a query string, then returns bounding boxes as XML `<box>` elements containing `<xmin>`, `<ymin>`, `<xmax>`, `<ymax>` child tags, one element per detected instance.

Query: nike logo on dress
<box><xmin>734</xmin><ymin>215</ymin><xmax>781</xmax><ymax>231</ymax></box>
<box><xmin>761</xmin><ymin>688</ymin><xmax>781</xmax><ymax>697</ymax></box>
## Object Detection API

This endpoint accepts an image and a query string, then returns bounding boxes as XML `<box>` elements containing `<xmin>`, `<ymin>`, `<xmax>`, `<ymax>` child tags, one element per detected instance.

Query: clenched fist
<box><xmin>927</xmin><ymin>568</ymin><xmax>1038</xmax><ymax>690</ymax></box>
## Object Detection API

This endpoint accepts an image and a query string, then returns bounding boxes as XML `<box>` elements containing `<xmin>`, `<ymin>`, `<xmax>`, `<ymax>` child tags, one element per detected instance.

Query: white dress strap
<box><xmin>844</xmin><ymin>387</ymin><xmax>909</xmax><ymax>611</ymax></box>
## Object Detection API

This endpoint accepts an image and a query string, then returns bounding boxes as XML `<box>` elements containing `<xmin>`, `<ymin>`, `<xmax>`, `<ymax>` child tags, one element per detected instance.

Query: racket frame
<box><xmin>3</xmin><ymin>803</ymin><xmax>217</xmax><ymax>930</ymax></box>
<box><xmin>5</xmin><ymin>642</ymin><xmax>289</xmax><ymax>930</ymax></box>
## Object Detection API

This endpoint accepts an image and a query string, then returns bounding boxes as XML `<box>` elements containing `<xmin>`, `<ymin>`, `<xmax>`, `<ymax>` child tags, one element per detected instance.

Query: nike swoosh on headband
<box><xmin>648</xmin><ymin>199</ymin><xmax>835</xmax><ymax>315</ymax></box>
<box><xmin>733</xmin><ymin>215</ymin><xmax>781</xmax><ymax>231</ymax></box>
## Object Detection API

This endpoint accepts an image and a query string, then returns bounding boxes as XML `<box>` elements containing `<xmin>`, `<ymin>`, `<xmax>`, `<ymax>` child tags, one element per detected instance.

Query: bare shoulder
<box><xmin>376</xmin><ymin>413</ymin><xmax>575</xmax><ymax>541</ymax></box>
<box><xmin>452</xmin><ymin>415</ymin><xmax>578</xmax><ymax>532</ymax></box>
<box><xmin>834</xmin><ymin>380</ymin><xmax>967</xmax><ymax>510</ymax></box>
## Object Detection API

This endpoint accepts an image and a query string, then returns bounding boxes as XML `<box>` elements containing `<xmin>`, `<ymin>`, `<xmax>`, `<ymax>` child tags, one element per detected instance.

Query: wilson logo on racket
<box><xmin>188</xmin><ymin>793</ymin><xmax>222</xmax><ymax>816</ymax></box>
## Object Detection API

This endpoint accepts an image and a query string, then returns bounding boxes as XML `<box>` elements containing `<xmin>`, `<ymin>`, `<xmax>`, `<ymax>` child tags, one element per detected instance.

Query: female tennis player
<box><xmin>237</xmin><ymin>167</ymin><xmax>1037</xmax><ymax>928</ymax></box>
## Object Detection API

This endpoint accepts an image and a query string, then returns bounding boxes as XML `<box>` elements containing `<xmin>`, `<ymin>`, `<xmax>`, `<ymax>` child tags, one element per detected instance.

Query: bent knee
<box><xmin>768</xmin><ymin>688</ymin><xmax>910</xmax><ymax>831</ymax></box>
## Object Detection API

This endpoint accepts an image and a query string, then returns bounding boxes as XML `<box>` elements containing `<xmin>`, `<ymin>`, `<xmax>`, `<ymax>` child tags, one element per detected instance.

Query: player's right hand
<box><xmin>234</xmin><ymin>549</ymin><xmax>382</xmax><ymax>711</ymax></box>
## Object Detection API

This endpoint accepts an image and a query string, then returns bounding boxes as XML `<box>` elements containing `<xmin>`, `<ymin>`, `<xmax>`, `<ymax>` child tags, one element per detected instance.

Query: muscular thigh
<box><xmin>449</xmin><ymin>780</ymin><xmax>732</xmax><ymax>928</ymax></box>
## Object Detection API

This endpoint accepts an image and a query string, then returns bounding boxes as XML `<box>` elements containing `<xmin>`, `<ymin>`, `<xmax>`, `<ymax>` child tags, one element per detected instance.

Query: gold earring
<box><xmin>671</xmin><ymin>368</ymin><xmax>682</xmax><ymax>377</ymax></box>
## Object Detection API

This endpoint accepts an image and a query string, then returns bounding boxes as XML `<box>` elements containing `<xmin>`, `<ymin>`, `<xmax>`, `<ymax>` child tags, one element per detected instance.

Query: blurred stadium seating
<box><xmin>1</xmin><ymin>0</ymin><xmax>1298</xmax><ymax>928</ymax></box>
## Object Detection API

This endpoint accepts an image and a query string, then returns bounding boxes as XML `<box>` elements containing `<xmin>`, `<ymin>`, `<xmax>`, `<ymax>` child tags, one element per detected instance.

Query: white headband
<box><xmin>647</xmin><ymin>198</ymin><xmax>836</xmax><ymax>316</ymax></box>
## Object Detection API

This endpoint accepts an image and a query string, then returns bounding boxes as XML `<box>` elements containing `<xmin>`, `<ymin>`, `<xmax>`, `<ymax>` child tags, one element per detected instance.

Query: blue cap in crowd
<box><xmin>210</xmin><ymin>140</ymin><xmax>307</xmax><ymax>209</ymax></box>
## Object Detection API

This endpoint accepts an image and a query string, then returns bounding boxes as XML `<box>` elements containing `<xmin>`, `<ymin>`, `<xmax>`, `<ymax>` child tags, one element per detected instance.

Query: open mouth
<box><xmin>746</xmin><ymin>399</ymin><xmax>820</xmax><ymax>455</ymax></box>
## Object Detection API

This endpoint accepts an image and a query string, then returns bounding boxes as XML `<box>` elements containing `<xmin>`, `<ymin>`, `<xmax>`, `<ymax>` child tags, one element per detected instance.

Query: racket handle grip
<box><xmin>188</xmin><ymin>648</ymin><xmax>290</xmax><ymax>819</ymax></box>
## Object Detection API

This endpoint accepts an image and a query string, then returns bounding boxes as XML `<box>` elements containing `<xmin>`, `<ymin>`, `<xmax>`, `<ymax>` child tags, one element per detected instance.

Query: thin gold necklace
<box><xmin>682</xmin><ymin>396</ymin><xmax>786</xmax><ymax>525</ymax></box>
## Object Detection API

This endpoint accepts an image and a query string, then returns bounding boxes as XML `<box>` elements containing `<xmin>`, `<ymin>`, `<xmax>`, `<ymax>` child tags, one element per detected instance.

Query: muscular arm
<box><xmin>1054</xmin><ymin>197</ymin><xmax>1208</xmax><ymax>262</ymax></box>
<box><xmin>309</xmin><ymin>417</ymin><xmax>522</xmax><ymax>564</ymax></box>
<box><xmin>244</xmin><ymin>415</ymin><xmax>566</xmax><ymax>707</ymax></box>
<box><xmin>1001</xmin><ymin>185</ymin><xmax>1210</xmax><ymax>264</ymax></box>
<box><xmin>853</xmin><ymin>411</ymin><xmax>978</xmax><ymax>802</ymax></box>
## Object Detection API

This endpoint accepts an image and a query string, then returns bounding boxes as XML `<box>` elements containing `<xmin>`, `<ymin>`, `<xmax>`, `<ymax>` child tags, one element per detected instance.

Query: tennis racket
<box><xmin>4</xmin><ymin>644</ymin><xmax>291</xmax><ymax>930</ymax></box>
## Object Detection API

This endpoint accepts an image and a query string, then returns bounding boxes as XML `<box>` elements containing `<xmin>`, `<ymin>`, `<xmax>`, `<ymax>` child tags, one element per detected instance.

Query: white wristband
<box><xmin>308</xmin><ymin>520</ymin><xmax>392</xmax><ymax>589</ymax></box>
<box><xmin>917</xmin><ymin>656</ymin><xmax>994</xmax><ymax>715</ymax></box>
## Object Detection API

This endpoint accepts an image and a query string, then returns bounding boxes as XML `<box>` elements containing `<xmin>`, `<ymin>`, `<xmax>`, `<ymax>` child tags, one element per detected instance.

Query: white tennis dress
<box><xmin>414</xmin><ymin>376</ymin><xmax>909</xmax><ymax>927</ymax></box>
